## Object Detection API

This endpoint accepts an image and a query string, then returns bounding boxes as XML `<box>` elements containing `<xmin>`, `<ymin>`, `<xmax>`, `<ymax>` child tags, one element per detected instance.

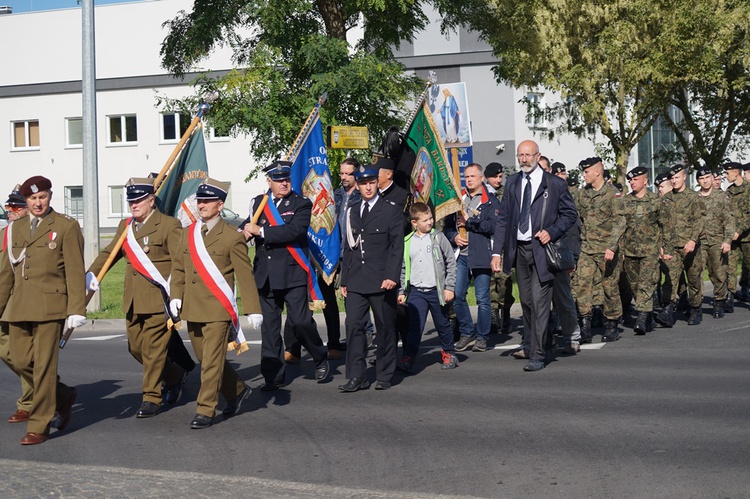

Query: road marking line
<box><xmin>73</xmin><ymin>334</ymin><xmax>126</xmax><ymax>341</ymax></box>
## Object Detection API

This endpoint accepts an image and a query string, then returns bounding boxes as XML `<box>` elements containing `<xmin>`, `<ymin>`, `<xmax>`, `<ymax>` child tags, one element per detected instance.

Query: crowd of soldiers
<box><xmin>2</xmin><ymin>146</ymin><xmax>749</xmax><ymax>445</ymax></box>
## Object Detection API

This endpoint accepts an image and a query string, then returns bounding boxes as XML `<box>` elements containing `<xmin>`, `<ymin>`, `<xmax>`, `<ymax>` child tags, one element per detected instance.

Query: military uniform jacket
<box><xmin>380</xmin><ymin>181</ymin><xmax>412</xmax><ymax>236</ymax></box>
<box><xmin>698</xmin><ymin>188</ymin><xmax>734</xmax><ymax>246</ymax></box>
<box><xmin>245</xmin><ymin>191</ymin><xmax>312</xmax><ymax>290</ymax></box>
<box><xmin>170</xmin><ymin>218</ymin><xmax>261</xmax><ymax>322</ymax></box>
<box><xmin>621</xmin><ymin>190</ymin><xmax>663</xmax><ymax>258</ymax></box>
<box><xmin>88</xmin><ymin>209</ymin><xmax>181</xmax><ymax>315</ymax></box>
<box><xmin>341</xmin><ymin>196</ymin><xmax>404</xmax><ymax>295</ymax></box>
<box><xmin>726</xmin><ymin>181</ymin><xmax>750</xmax><ymax>242</ymax></box>
<box><xmin>576</xmin><ymin>183</ymin><xmax>626</xmax><ymax>255</ymax></box>
<box><xmin>0</xmin><ymin>209</ymin><xmax>85</xmax><ymax>321</ymax></box>
<box><xmin>661</xmin><ymin>189</ymin><xmax>706</xmax><ymax>249</ymax></box>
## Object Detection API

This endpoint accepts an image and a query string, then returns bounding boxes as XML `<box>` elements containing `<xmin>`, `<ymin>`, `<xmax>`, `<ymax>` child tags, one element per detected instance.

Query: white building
<box><xmin>0</xmin><ymin>0</ymin><xmax>608</xmax><ymax>231</ymax></box>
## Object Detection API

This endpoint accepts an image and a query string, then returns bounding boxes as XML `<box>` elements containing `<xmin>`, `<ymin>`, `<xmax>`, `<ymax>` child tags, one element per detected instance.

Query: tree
<box><xmin>158</xmin><ymin>0</ymin><xmax>434</xmax><ymax>176</ymax></box>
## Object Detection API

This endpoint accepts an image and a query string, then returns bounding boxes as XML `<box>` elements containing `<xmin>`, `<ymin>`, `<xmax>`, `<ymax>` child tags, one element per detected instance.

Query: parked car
<box><xmin>221</xmin><ymin>207</ymin><xmax>243</xmax><ymax>228</ymax></box>
<box><xmin>0</xmin><ymin>205</ymin><xmax>8</xmax><ymax>230</ymax></box>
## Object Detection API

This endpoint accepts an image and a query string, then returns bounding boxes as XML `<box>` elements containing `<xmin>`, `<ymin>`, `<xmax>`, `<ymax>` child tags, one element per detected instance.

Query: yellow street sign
<box><xmin>326</xmin><ymin>126</ymin><xmax>369</xmax><ymax>149</ymax></box>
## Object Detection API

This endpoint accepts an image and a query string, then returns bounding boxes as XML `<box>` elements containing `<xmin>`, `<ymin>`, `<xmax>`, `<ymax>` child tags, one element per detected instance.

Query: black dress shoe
<box><xmin>164</xmin><ymin>371</ymin><xmax>189</xmax><ymax>406</ymax></box>
<box><xmin>136</xmin><ymin>401</ymin><xmax>161</xmax><ymax>418</ymax></box>
<box><xmin>190</xmin><ymin>413</ymin><xmax>213</xmax><ymax>429</ymax></box>
<box><xmin>338</xmin><ymin>377</ymin><xmax>370</xmax><ymax>392</ymax></box>
<box><xmin>222</xmin><ymin>385</ymin><xmax>251</xmax><ymax>417</ymax></box>
<box><xmin>260</xmin><ymin>381</ymin><xmax>283</xmax><ymax>392</ymax></box>
<box><xmin>315</xmin><ymin>360</ymin><xmax>330</xmax><ymax>383</ymax></box>
<box><xmin>374</xmin><ymin>381</ymin><xmax>391</xmax><ymax>390</ymax></box>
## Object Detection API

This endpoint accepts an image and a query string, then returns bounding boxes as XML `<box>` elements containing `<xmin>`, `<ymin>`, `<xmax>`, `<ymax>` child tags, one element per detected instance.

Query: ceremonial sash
<box><xmin>4</xmin><ymin>222</ymin><xmax>26</xmax><ymax>266</ymax></box>
<box><xmin>121</xmin><ymin>218</ymin><xmax>174</xmax><ymax>320</ymax></box>
<box><xmin>187</xmin><ymin>221</ymin><xmax>247</xmax><ymax>350</ymax></box>
<box><xmin>262</xmin><ymin>193</ymin><xmax>324</xmax><ymax>309</ymax></box>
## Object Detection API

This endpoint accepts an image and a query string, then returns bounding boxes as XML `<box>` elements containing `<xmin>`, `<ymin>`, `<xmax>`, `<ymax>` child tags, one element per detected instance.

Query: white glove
<box><xmin>169</xmin><ymin>299</ymin><xmax>182</xmax><ymax>318</ymax></box>
<box><xmin>66</xmin><ymin>315</ymin><xmax>87</xmax><ymax>330</ymax></box>
<box><xmin>85</xmin><ymin>272</ymin><xmax>99</xmax><ymax>292</ymax></box>
<box><xmin>247</xmin><ymin>314</ymin><xmax>263</xmax><ymax>329</ymax></box>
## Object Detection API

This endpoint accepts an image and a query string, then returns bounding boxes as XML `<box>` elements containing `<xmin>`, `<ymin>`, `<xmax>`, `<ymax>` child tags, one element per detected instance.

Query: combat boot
<box><xmin>713</xmin><ymin>300</ymin><xmax>725</xmax><ymax>319</ymax></box>
<box><xmin>687</xmin><ymin>306</ymin><xmax>702</xmax><ymax>325</ymax></box>
<box><xmin>647</xmin><ymin>312</ymin><xmax>655</xmax><ymax>332</ymax></box>
<box><xmin>602</xmin><ymin>320</ymin><xmax>620</xmax><ymax>342</ymax></box>
<box><xmin>726</xmin><ymin>293</ymin><xmax>735</xmax><ymax>313</ymax></box>
<box><xmin>655</xmin><ymin>303</ymin><xmax>675</xmax><ymax>328</ymax></box>
<box><xmin>580</xmin><ymin>315</ymin><xmax>592</xmax><ymax>344</ymax></box>
<box><xmin>622</xmin><ymin>304</ymin><xmax>634</xmax><ymax>328</ymax></box>
<box><xmin>501</xmin><ymin>307</ymin><xmax>512</xmax><ymax>334</ymax></box>
<box><xmin>633</xmin><ymin>312</ymin><xmax>649</xmax><ymax>335</ymax></box>
<box><xmin>743</xmin><ymin>284</ymin><xmax>750</xmax><ymax>302</ymax></box>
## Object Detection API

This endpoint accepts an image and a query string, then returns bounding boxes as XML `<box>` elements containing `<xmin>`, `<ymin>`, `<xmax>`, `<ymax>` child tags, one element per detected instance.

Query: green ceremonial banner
<box><xmin>406</xmin><ymin>102</ymin><xmax>462</xmax><ymax>220</ymax></box>
<box><xmin>156</xmin><ymin>124</ymin><xmax>209</xmax><ymax>227</ymax></box>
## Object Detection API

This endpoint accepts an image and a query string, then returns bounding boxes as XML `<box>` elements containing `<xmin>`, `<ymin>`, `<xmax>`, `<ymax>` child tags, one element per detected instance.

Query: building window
<box><xmin>109</xmin><ymin>186</ymin><xmax>127</xmax><ymax>217</ymax></box>
<box><xmin>66</xmin><ymin>118</ymin><xmax>83</xmax><ymax>148</ymax></box>
<box><xmin>65</xmin><ymin>186</ymin><xmax>84</xmax><ymax>221</ymax></box>
<box><xmin>209</xmin><ymin>125</ymin><xmax>231</xmax><ymax>142</ymax></box>
<box><xmin>107</xmin><ymin>114</ymin><xmax>137</xmax><ymax>145</ymax></box>
<box><xmin>525</xmin><ymin>92</ymin><xmax>545</xmax><ymax>129</ymax></box>
<box><xmin>12</xmin><ymin>120</ymin><xmax>40</xmax><ymax>150</ymax></box>
<box><xmin>161</xmin><ymin>112</ymin><xmax>190</xmax><ymax>142</ymax></box>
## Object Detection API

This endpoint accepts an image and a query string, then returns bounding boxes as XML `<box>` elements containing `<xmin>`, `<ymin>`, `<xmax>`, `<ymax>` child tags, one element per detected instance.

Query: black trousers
<box><xmin>515</xmin><ymin>242</ymin><xmax>553</xmax><ymax>361</ymax></box>
<box><xmin>259</xmin><ymin>283</ymin><xmax>327</xmax><ymax>384</ymax></box>
<box><xmin>344</xmin><ymin>289</ymin><xmax>398</xmax><ymax>382</ymax></box>
<box><xmin>284</xmin><ymin>272</ymin><xmax>343</xmax><ymax>355</ymax></box>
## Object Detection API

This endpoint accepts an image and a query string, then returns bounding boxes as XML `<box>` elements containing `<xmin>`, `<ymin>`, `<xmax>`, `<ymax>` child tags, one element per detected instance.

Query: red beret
<box><xmin>19</xmin><ymin>176</ymin><xmax>52</xmax><ymax>197</ymax></box>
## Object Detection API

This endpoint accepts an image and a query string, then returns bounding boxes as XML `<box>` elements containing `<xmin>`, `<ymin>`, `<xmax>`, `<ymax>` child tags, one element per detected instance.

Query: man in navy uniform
<box><xmin>339</xmin><ymin>164</ymin><xmax>404</xmax><ymax>391</ymax></box>
<box><xmin>242</xmin><ymin>161</ymin><xmax>330</xmax><ymax>391</ymax></box>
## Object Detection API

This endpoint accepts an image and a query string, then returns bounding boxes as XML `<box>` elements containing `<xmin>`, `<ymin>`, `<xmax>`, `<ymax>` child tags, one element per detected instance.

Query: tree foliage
<box><xmin>159</xmin><ymin>0</ymin><xmax>430</xmax><ymax>176</ymax></box>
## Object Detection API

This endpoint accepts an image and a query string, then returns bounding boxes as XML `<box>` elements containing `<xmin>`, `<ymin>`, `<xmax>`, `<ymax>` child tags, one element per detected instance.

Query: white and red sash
<box><xmin>121</xmin><ymin>218</ymin><xmax>174</xmax><ymax>318</ymax></box>
<box><xmin>187</xmin><ymin>221</ymin><xmax>246</xmax><ymax>346</ymax></box>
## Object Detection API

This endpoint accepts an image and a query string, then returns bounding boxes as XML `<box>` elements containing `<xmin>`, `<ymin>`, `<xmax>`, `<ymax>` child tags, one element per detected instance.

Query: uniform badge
<box><xmin>48</xmin><ymin>232</ymin><xmax>57</xmax><ymax>249</ymax></box>
<box><xmin>285</xmin><ymin>200</ymin><xmax>290</xmax><ymax>206</ymax></box>
<box><xmin>143</xmin><ymin>246</ymin><xmax>150</xmax><ymax>253</ymax></box>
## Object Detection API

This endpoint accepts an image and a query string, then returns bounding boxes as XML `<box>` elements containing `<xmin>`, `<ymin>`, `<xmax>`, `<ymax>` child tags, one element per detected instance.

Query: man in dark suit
<box><xmin>339</xmin><ymin>165</ymin><xmax>404</xmax><ymax>391</ymax></box>
<box><xmin>242</xmin><ymin>161</ymin><xmax>330</xmax><ymax>391</ymax></box>
<box><xmin>491</xmin><ymin>140</ymin><xmax>577</xmax><ymax>371</ymax></box>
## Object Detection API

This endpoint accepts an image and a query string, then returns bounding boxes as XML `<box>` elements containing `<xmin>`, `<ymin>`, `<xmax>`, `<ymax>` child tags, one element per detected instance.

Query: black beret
<box><xmin>551</xmin><ymin>162</ymin><xmax>566</xmax><ymax>174</ymax></box>
<box><xmin>723</xmin><ymin>162</ymin><xmax>742</xmax><ymax>171</ymax></box>
<box><xmin>695</xmin><ymin>166</ymin><xmax>713</xmax><ymax>179</ymax></box>
<box><xmin>626</xmin><ymin>166</ymin><xmax>648</xmax><ymax>180</ymax></box>
<box><xmin>484</xmin><ymin>162</ymin><xmax>503</xmax><ymax>178</ymax></box>
<box><xmin>654</xmin><ymin>173</ymin><xmax>669</xmax><ymax>186</ymax></box>
<box><xmin>669</xmin><ymin>164</ymin><xmax>685</xmax><ymax>176</ymax></box>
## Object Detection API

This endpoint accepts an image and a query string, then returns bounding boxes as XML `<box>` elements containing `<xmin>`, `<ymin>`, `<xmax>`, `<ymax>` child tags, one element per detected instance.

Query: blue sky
<box><xmin>9</xmin><ymin>0</ymin><xmax>143</xmax><ymax>14</ymax></box>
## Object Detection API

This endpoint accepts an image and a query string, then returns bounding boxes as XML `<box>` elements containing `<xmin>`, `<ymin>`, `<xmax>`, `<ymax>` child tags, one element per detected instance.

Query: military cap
<box><xmin>743</xmin><ymin>162</ymin><xmax>750</xmax><ymax>171</ymax></box>
<box><xmin>19</xmin><ymin>175</ymin><xmax>52</xmax><ymax>197</ymax></box>
<box><xmin>196</xmin><ymin>178</ymin><xmax>229</xmax><ymax>202</ymax></box>
<box><xmin>579</xmin><ymin>157</ymin><xmax>602</xmax><ymax>170</ymax></box>
<box><xmin>626</xmin><ymin>166</ymin><xmax>648</xmax><ymax>181</ymax></box>
<box><xmin>723</xmin><ymin>161</ymin><xmax>742</xmax><ymax>171</ymax></box>
<box><xmin>654</xmin><ymin>173</ymin><xmax>669</xmax><ymax>186</ymax></box>
<box><xmin>125</xmin><ymin>177</ymin><xmax>155</xmax><ymax>202</ymax></box>
<box><xmin>263</xmin><ymin>160</ymin><xmax>292</xmax><ymax>181</ymax></box>
<box><xmin>603</xmin><ymin>169</ymin><xmax>612</xmax><ymax>180</ymax></box>
<box><xmin>695</xmin><ymin>166</ymin><xmax>713</xmax><ymax>179</ymax></box>
<box><xmin>712</xmin><ymin>169</ymin><xmax>723</xmax><ymax>178</ymax></box>
<box><xmin>669</xmin><ymin>164</ymin><xmax>685</xmax><ymax>176</ymax></box>
<box><xmin>372</xmin><ymin>153</ymin><xmax>395</xmax><ymax>171</ymax></box>
<box><xmin>484</xmin><ymin>162</ymin><xmax>503</xmax><ymax>178</ymax></box>
<box><xmin>551</xmin><ymin>162</ymin><xmax>566</xmax><ymax>174</ymax></box>
<box><xmin>5</xmin><ymin>185</ymin><xmax>26</xmax><ymax>207</ymax></box>
<box><xmin>354</xmin><ymin>164</ymin><xmax>379</xmax><ymax>182</ymax></box>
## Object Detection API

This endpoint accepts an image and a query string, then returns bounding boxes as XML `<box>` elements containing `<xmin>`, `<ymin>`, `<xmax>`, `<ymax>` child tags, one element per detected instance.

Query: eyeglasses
<box><xmin>5</xmin><ymin>205</ymin><xmax>25</xmax><ymax>212</ymax></box>
<box><xmin>516</xmin><ymin>153</ymin><xmax>539</xmax><ymax>160</ymax></box>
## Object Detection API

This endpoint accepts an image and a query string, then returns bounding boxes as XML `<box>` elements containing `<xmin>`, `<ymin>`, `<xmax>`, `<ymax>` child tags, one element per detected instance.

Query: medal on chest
<box><xmin>142</xmin><ymin>236</ymin><xmax>150</xmax><ymax>254</ymax></box>
<box><xmin>48</xmin><ymin>232</ymin><xmax>57</xmax><ymax>250</ymax></box>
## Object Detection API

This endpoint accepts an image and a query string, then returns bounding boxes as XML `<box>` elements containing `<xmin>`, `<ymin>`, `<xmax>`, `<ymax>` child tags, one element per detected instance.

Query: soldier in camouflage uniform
<box><xmin>572</xmin><ymin>157</ymin><xmax>626</xmax><ymax>342</ymax></box>
<box><xmin>724</xmin><ymin>162</ymin><xmax>750</xmax><ymax>307</ymax></box>
<box><xmin>656</xmin><ymin>164</ymin><xmax>706</xmax><ymax>326</ymax></box>
<box><xmin>484</xmin><ymin>162</ymin><xmax>514</xmax><ymax>334</ymax></box>
<box><xmin>696</xmin><ymin>166</ymin><xmax>734</xmax><ymax>318</ymax></box>
<box><xmin>620</xmin><ymin>167</ymin><xmax>663</xmax><ymax>335</ymax></box>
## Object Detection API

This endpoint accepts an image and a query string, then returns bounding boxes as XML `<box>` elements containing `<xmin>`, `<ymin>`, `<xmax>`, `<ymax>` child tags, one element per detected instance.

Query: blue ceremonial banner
<box><xmin>290</xmin><ymin>116</ymin><xmax>340</xmax><ymax>284</ymax></box>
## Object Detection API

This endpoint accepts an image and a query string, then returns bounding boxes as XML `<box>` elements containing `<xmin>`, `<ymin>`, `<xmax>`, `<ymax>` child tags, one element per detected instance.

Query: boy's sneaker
<box><xmin>441</xmin><ymin>351</ymin><xmax>459</xmax><ymax>369</ymax></box>
<box><xmin>396</xmin><ymin>355</ymin><xmax>414</xmax><ymax>374</ymax></box>
<box><xmin>454</xmin><ymin>336</ymin><xmax>476</xmax><ymax>351</ymax></box>
<box><xmin>472</xmin><ymin>339</ymin><xmax>488</xmax><ymax>352</ymax></box>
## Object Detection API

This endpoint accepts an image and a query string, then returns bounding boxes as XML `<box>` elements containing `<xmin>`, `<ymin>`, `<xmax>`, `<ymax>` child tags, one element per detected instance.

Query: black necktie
<box><xmin>361</xmin><ymin>202</ymin><xmax>370</xmax><ymax>224</ymax></box>
<box><xmin>519</xmin><ymin>174</ymin><xmax>531</xmax><ymax>233</ymax></box>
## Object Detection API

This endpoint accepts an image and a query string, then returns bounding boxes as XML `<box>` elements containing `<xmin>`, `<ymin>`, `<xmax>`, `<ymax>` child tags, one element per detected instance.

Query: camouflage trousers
<box><xmin>727</xmin><ymin>240</ymin><xmax>750</xmax><ymax>293</ymax></box>
<box><xmin>622</xmin><ymin>255</ymin><xmax>659</xmax><ymax>313</ymax></box>
<box><xmin>490</xmin><ymin>271</ymin><xmax>514</xmax><ymax>311</ymax></box>
<box><xmin>573</xmin><ymin>252</ymin><xmax>622</xmax><ymax>319</ymax></box>
<box><xmin>701</xmin><ymin>243</ymin><xmax>729</xmax><ymax>301</ymax></box>
<box><xmin>663</xmin><ymin>246</ymin><xmax>704</xmax><ymax>307</ymax></box>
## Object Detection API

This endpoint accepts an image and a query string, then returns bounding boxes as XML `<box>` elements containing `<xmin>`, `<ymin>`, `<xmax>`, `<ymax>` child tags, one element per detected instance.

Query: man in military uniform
<box><xmin>724</xmin><ymin>162</ymin><xmax>750</xmax><ymax>306</ymax></box>
<box><xmin>339</xmin><ymin>165</ymin><xmax>404</xmax><ymax>391</ymax></box>
<box><xmin>656</xmin><ymin>164</ymin><xmax>706</xmax><ymax>326</ymax></box>
<box><xmin>0</xmin><ymin>176</ymin><xmax>83</xmax><ymax>445</ymax></box>
<box><xmin>572</xmin><ymin>157</ymin><xmax>626</xmax><ymax>342</ymax></box>
<box><xmin>243</xmin><ymin>162</ymin><xmax>330</xmax><ymax>391</ymax></box>
<box><xmin>654</xmin><ymin>172</ymin><xmax>673</xmax><ymax>310</ymax></box>
<box><xmin>620</xmin><ymin>167</ymin><xmax>663</xmax><ymax>335</ymax></box>
<box><xmin>376</xmin><ymin>153</ymin><xmax>412</xmax><ymax>234</ymax></box>
<box><xmin>484</xmin><ymin>162</ymin><xmax>514</xmax><ymax>334</ymax></box>
<box><xmin>696</xmin><ymin>166</ymin><xmax>734</xmax><ymax>318</ymax></box>
<box><xmin>87</xmin><ymin>178</ymin><xmax>188</xmax><ymax>418</ymax></box>
<box><xmin>170</xmin><ymin>179</ymin><xmax>262</xmax><ymax>429</ymax></box>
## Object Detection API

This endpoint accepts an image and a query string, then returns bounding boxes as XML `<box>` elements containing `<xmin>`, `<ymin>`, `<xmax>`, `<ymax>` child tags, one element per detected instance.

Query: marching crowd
<box><xmin>1</xmin><ymin>138</ymin><xmax>747</xmax><ymax>445</ymax></box>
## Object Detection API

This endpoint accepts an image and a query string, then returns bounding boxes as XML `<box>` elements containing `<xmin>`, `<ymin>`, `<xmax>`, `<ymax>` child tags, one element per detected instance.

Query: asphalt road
<box><xmin>1</xmin><ymin>302</ymin><xmax>749</xmax><ymax>498</ymax></box>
